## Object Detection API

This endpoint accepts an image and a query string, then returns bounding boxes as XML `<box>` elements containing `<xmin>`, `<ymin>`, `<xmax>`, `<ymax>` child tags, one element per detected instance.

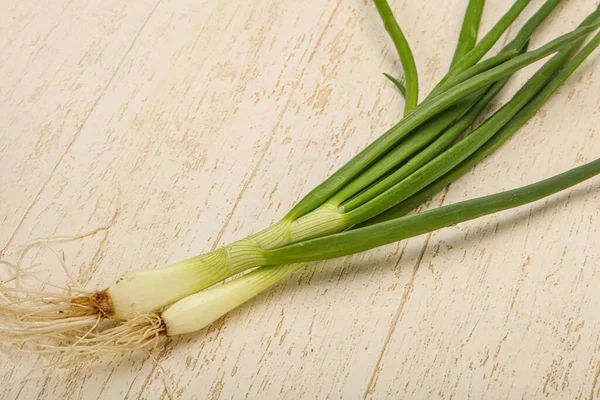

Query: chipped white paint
<box><xmin>1</xmin><ymin>0</ymin><xmax>599</xmax><ymax>398</ymax></box>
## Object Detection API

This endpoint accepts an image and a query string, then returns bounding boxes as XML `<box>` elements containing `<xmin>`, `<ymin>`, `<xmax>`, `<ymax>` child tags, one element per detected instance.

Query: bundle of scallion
<box><xmin>2</xmin><ymin>0</ymin><xmax>600</xmax><ymax>357</ymax></box>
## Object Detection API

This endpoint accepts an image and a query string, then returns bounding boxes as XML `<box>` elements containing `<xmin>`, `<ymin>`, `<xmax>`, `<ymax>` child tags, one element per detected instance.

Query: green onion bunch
<box><xmin>1</xmin><ymin>0</ymin><xmax>599</xmax><ymax>356</ymax></box>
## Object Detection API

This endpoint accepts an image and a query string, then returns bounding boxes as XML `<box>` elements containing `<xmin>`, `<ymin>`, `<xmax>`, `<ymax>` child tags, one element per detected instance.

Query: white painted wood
<box><xmin>1</xmin><ymin>0</ymin><xmax>599</xmax><ymax>398</ymax></box>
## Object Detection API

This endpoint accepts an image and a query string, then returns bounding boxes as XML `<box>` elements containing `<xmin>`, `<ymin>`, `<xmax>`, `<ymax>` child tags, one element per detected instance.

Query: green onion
<box><xmin>163</xmin><ymin>157</ymin><xmax>600</xmax><ymax>336</ymax></box>
<box><xmin>155</xmin><ymin>4</ymin><xmax>600</xmax><ymax>338</ymax></box>
<box><xmin>2</xmin><ymin>1</ymin><xmax>600</xmax><ymax>355</ymax></box>
<box><xmin>113</xmin><ymin>9</ymin><xmax>599</xmax><ymax>322</ymax></box>
<box><xmin>156</xmin><ymin>24</ymin><xmax>600</xmax><ymax>337</ymax></box>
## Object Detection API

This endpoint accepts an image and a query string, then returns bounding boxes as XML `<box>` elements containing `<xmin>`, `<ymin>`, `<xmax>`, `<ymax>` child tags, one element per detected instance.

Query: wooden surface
<box><xmin>1</xmin><ymin>0</ymin><xmax>599</xmax><ymax>398</ymax></box>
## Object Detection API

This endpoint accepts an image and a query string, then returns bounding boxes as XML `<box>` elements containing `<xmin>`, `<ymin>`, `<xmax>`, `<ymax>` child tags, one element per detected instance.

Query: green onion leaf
<box><xmin>440</xmin><ymin>0</ymin><xmax>532</xmax><ymax>85</ymax></box>
<box><xmin>383</xmin><ymin>72</ymin><xmax>406</xmax><ymax>97</ymax></box>
<box><xmin>374</xmin><ymin>0</ymin><xmax>419</xmax><ymax>114</ymax></box>
<box><xmin>265</xmin><ymin>158</ymin><xmax>600</xmax><ymax>264</ymax></box>
<box><xmin>360</xmin><ymin>18</ymin><xmax>600</xmax><ymax>226</ymax></box>
<box><xmin>451</xmin><ymin>0</ymin><xmax>486</xmax><ymax>67</ymax></box>
<box><xmin>285</xmin><ymin>21</ymin><xmax>594</xmax><ymax>220</ymax></box>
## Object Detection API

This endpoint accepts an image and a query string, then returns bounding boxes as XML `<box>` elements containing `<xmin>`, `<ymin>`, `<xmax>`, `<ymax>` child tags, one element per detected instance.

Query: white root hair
<box><xmin>0</xmin><ymin>191</ymin><xmax>132</xmax><ymax>354</ymax></box>
<box><xmin>0</xmin><ymin>228</ymin><xmax>112</xmax><ymax>353</ymax></box>
<box><xmin>1</xmin><ymin>233</ymin><xmax>167</xmax><ymax>362</ymax></box>
<box><xmin>1</xmin><ymin>190</ymin><xmax>172</xmax><ymax>397</ymax></box>
<box><xmin>24</xmin><ymin>313</ymin><xmax>166</xmax><ymax>363</ymax></box>
<box><xmin>14</xmin><ymin>313</ymin><xmax>167</xmax><ymax>381</ymax></box>
<box><xmin>0</xmin><ymin>191</ymin><xmax>138</xmax><ymax>356</ymax></box>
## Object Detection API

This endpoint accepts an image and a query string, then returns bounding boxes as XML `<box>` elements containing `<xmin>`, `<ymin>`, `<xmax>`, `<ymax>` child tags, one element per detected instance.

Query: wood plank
<box><xmin>1</xmin><ymin>0</ymin><xmax>599</xmax><ymax>398</ymax></box>
<box><xmin>0</xmin><ymin>0</ymin><xmax>159</xmax><ymax>249</ymax></box>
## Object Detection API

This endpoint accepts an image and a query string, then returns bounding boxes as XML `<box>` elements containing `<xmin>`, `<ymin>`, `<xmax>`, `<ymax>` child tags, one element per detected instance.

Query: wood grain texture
<box><xmin>1</xmin><ymin>0</ymin><xmax>599</xmax><ymax>398</ymax></box>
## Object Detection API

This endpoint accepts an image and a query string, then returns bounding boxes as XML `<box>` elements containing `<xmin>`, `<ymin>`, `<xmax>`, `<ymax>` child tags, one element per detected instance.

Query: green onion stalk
<box><xmin>2</xmin><ymin>0</ymin><xmax>600</xmax><ymax>354</ymax></box>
